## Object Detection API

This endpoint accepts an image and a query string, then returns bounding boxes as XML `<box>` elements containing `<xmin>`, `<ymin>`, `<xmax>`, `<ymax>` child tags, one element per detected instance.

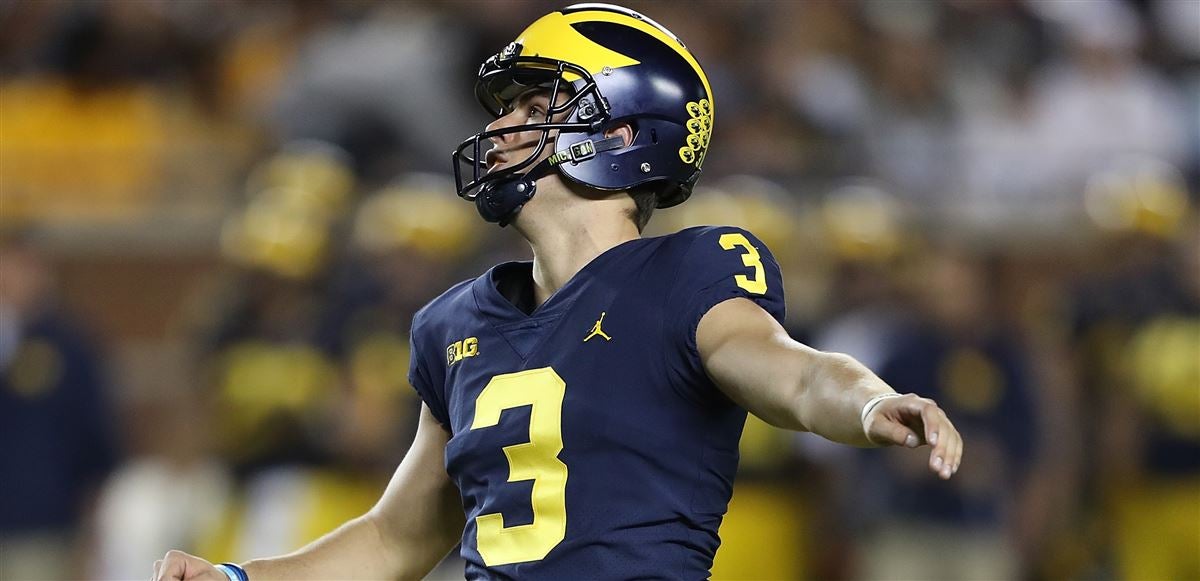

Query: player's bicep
<box><xmin>697</xmin><ymin>297</ymin><xmax>815</xmax><ymax>432</ymax></box>
<box><xmin>369</xmin><ymin>404</ymin><xmax>463</xmax><ymax>574</ymax></box>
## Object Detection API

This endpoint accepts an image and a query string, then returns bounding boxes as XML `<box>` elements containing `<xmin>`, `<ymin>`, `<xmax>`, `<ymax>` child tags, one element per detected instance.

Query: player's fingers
<box><xmin>932</xmin><ymin>409</ymin><xmax>963</xmax><ymax>479</ymax></box>
<box><xmin>892</xmin><ymin>398</ymin><xmax>931</xmax><ymax>443</ymax></box>
<box><xmin>916</xmin><ymin>399</ymin><xmax>942</xmax><ymax>444</ymax></box>
<box><xmin>945</xmin><ymin>419</ymin><xmax>964</xmax><ymax>476</ymax></box>
<box><xmin>869</xmin><ymin>417</ymin><xmax>921</xmax><ymax>448</ymax></box>
<box><xmin>935</xmin><ymin>434</ymin><xmax>958</xmax><ymax>479</ymax></box>
<box><xmin>938</xmin><ymin>435</ymin><xmax>960</xmax><ymax>480</ymax></box>
<box><xmin>155</xmin><ymin>550</ymin><xmax>192</xmax><ymax>581</ymax></box>
<box><xmin>950</xmin><ymin>437</ymin><xmax>962</xmax><ymax>476</ymax></box>
<box><xmin>154</xmin><ymin>555</ymin><xmax>172</xmax><ymax>581</ymax></box>
<box><xmin>918</xmin><ymin>403</ymin><xmax>955</xmax><ymax>478</ymax></box>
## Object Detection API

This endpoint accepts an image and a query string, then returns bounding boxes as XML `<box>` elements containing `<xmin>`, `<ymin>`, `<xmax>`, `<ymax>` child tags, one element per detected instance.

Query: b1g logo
<box><xmin>447</xmin><ymin>337</ymin><xmax>479</xmax><ymax>366</ymax></box>
<box><xmin>679</xmin><ymin>98</ymin><xmax>712</xmax><ymax>167</ymax></box>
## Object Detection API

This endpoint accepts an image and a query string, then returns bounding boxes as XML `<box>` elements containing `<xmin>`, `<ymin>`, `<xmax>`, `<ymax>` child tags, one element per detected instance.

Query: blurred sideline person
<box><xmin>155</xmin><ymin>5</ymin><xmax>962</xmax><ymax>580</ymax></box>
<box><xmin>0</xmin><ymin>232</ymin><xmax>121</xmax><ymax>580</ymax></box>
<box><xmin>1072</xmin><ymin>165</ymin><xmax>1200</xmax><ymax>580</ymax></box>
<box><xmin>857</xmin><ymin>249</ymin><xmax>1037</xmax><ymax>580</ymax></box>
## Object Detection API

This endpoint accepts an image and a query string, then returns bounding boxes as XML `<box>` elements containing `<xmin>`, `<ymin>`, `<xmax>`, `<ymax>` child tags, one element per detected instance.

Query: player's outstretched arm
<box><xmin>153</xmin><ymin>404</ymin><xmax>464</xmax><ymax>581</ymax></box>
<box><xmin>696</xmin><ymin>298</ymin><xmax>963</xmax><ymax>480</ymax></box>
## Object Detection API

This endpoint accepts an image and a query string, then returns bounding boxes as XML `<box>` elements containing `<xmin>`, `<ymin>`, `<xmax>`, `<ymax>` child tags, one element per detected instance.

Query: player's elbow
<box><xmin>365</xmin><ymin>488</ymin><xmax>463</xmax><ymax>579</ymax></box>
<box><xmin>360</xmin><ymin>511</ymin><xmax>434</xmax><ymax>580</ymax></box>
<box><xmin>359</xmin><ymin>511</ymin><xmax>410</xmax><ymax>578</ymax></box>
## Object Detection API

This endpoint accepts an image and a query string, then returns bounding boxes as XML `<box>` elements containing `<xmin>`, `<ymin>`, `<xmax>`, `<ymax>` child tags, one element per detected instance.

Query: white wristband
<box><xmin>215</xmin><ymin>564</ymin><xmax>248</xmax><ymax>581</ymax></box>
<box><xmin>860</xmin><ymin>392</ymin><xmax>903</xmax><ymax>427</ymax></box>
<box><xmin>215</xmin><ymin>565</ymin><xmax>240</xmax><ymax>581</ymax></box>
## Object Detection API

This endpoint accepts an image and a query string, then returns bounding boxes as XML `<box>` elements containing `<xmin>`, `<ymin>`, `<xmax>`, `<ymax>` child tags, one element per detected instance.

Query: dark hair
<box><xmin>627</xmin><ymin>185</ymin><xmax>658</xmax><ymax>232</ymax></box>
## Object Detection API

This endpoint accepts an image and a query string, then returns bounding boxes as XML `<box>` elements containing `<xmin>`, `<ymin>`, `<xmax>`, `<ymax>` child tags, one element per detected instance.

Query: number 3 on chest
<box><xmin>470</xmin><ymin>367</ymin><xmax>568</xmax><ymax>566</ymax></box>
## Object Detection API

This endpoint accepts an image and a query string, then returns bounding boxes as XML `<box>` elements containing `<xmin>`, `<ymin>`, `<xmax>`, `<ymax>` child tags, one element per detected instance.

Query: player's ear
<box><xmin>604</xmin><ymin>123</ymin><xmax>634</xmax><ymax>148</ymax></box>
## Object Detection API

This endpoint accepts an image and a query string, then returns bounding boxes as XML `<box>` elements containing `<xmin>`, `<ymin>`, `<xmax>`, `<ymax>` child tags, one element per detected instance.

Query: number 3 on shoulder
<box><xmin>718</xmin><ymin>232</ymin><xmax>767</xmax><ymax>295</ymax></box>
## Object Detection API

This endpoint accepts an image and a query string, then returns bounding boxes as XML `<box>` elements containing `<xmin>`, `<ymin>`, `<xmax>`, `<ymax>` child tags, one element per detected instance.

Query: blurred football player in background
<box><xmin>1072</xmin><ymin>159</ymin><xmax>1199</xmax><ymax>580</ymax></box>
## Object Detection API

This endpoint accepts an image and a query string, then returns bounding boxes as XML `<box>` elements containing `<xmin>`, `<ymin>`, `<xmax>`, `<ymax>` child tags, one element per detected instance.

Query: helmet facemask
<box><xmin>451</xmin><ymin>48</ymin><xmax>613</xmax><ymax>202</ymax></box>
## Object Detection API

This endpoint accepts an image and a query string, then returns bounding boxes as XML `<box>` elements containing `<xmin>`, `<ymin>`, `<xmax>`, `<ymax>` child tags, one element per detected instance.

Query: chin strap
<box><xmin>475</xmin><ymin>135</ymin><xmax>626</xmax><ymax>227</ymax></box>
<box><xmin>475</xmin><ymin>158</ymin><xmax>554</xmax><ymax>226</ymax></box>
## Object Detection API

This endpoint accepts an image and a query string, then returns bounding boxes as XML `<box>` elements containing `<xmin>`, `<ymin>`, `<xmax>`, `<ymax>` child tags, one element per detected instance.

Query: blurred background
<box><xmin>0</xmin><ymin>0</ymin><xmax>1196</xmax><ymax>579</ymax></box>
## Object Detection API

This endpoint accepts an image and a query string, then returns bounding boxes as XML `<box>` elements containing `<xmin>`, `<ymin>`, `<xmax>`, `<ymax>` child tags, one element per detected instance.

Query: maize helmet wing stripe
<box><xmin>558</xmin><ymin>6</ymin><xmax>713</xmax><ymax>113</ymax></box>
<box><xmin>513</xmin><ymin>10</ymin><xmax>641</xmax><ymax>81</ymax></box>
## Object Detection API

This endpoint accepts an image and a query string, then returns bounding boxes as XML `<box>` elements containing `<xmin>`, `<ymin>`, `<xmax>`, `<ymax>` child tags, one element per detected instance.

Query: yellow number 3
<box><xmin>718</xmin><ymin>232</ymin><xmax>767</xmax><ymax>294</ymax></box>
<box><xmin>471</xmin><ymin>367</ymin><xmax>568</xmax><ymax>566</ymax></box>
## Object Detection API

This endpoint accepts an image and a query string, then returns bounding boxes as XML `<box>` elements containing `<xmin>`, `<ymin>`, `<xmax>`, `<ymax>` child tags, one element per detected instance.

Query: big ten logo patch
<box><xmin>679</xmin><ymin>98</ymin><xmax>712</xmax><ymax>167</ymax></box>
<box><xmin>447</xmin><ymin>337</ymin><xmax>479</xmax><ymax>366</ymax></box>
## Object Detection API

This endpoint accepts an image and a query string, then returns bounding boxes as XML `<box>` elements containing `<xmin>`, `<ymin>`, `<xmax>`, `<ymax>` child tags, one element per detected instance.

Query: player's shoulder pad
<box><xmin>668</xmin><ymin>225</ymin><xmax>779</xmax><ymax>266</ymax></box>
<box><xmin>410</xmin><ymin>276</ymin><xmax>475</xmax><ymax>339</ymax></box>
<box><xmin>663</xmin><ymin>224</ymin><xmax>786</xmax><ymax>323</ymax></box>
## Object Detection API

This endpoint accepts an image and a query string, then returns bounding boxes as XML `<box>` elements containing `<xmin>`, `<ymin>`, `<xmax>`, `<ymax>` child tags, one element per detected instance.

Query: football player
<box><xmin>155</xmin><ymin>4</ymin><xmax>961</xmax><ymax>580</ymax></box>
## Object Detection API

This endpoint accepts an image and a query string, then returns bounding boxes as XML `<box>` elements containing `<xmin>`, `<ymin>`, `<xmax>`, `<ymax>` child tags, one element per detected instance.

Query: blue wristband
<box><xmin>215</xmin><ymin>563</ymin><xmax>249</xmax><ymax>581</ymax></box>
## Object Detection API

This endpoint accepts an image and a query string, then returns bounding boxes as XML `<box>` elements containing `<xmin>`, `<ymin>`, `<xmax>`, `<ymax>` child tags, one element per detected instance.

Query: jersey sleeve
<box><xmin>408</xmin><ymin>312</ymin><xmax>452</xmax><ymax>430</ymax></box>
<box><xmin>664</xmin><ymin>226</ymin><xmax>787</xmax><ymax>404</ymax></box>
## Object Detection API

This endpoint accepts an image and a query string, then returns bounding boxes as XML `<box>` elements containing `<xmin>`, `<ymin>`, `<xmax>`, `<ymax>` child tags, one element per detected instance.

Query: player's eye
<box><xmin>528</xmin><ymin>105</ymin><xmax>546</xmax><ymax>121</ymax></box>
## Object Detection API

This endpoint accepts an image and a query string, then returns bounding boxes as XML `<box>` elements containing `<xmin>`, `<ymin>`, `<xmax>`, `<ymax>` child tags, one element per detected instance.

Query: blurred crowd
<box><xmin>1</xmin><ymin>1</ymin><xmax>1197</xmax><ymax>580</ymax></box>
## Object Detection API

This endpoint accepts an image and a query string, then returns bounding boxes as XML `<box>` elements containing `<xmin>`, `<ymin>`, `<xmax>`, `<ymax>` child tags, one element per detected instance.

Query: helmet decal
<box><xmin>512</xmin><ymin>11</ymin><xmax>640</xmax><ymax>80</ymax></box>
<box><xmin>559</xmin><ymin>6</ymin><xmax>712</xmax><ymax>103</ymax></box>
<box><xmin>680</xmin><ymin>99</ymin><xmax>712</xmax><ymax>167</ymax></box>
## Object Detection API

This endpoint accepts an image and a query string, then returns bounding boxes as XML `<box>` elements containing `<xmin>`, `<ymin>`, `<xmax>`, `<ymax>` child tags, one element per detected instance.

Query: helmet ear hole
<box><xmin>604</xmin><ymin>122</ymin><xmax>635</xmax><ymax>149</ymax></box>
<box><xmin>651</xmin><ymin>128</ymin><xmax>658</xmax><ymax>144</ymax></box>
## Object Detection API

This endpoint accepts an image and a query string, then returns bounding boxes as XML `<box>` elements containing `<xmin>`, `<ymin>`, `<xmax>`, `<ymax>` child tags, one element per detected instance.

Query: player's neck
<box><xmin>518</xmin><ymin>198</ymin><xmax>639</xmax><ymax>307</ymax></box>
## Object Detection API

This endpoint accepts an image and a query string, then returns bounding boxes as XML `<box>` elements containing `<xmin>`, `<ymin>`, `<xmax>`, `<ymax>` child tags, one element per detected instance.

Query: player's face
<box><xmin>483</xmin><ymin>88</ymin><xmax>569</xmax><ymax>175</ymax></box>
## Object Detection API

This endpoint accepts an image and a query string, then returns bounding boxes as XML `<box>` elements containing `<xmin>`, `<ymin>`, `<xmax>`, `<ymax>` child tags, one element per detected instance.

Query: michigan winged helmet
<box><xmin>452</xmin><ymin>3</ymin><xmax>714</xmax><ymax>224</ymax></box>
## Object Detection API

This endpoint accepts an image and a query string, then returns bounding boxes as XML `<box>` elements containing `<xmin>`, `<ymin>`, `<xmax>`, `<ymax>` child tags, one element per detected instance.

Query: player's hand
<box><xmin>863</xmin><ymin>394</ymin><xmax>963</xmax><ymax>480</ymax></box>
<box><xmin>153</xmin><ymin>550</ymin><xmax>224</xmax><ymax>581</ymax></box>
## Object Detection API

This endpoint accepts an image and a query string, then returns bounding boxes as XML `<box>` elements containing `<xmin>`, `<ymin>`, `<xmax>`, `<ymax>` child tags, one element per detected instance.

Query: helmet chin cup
<box><xmin>474</xmin><ymin>157</ymin><xmax>556</xmax><ymax>227</ymax></box>
<box><xmin>476</xmin><ymin>175</ymin><xmax>536</xmax><ymax>227</ymax></box>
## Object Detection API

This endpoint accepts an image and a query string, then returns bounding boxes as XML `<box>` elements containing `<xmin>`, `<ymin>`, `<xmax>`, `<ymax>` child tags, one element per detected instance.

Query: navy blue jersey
<box><xmin>408</xmin><ymin>226</ymin><xmax>785</xmax><ymax>579</ymax></box>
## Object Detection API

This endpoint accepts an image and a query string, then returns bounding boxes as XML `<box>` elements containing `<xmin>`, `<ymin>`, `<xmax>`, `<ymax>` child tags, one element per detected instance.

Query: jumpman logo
<box><xmin>584</xmin><ymin>312</ymin><xmax>613</xmax><ymax>342</ymax></box>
